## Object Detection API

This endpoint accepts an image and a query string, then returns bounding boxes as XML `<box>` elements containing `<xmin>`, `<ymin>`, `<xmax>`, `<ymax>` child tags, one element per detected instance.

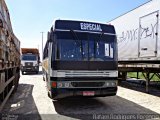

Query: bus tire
<box><xmin>48</xmin><ymin>92</ymin><xmax>52</xmax><ymax>99</ymax></box>
<box><xmin>43</xmin><ymin>76</ymin><xmax>45</xmax><ymax>81</ymax></box>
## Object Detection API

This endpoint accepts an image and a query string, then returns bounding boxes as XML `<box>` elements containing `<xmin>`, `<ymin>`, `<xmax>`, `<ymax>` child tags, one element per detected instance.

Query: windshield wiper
<box><xmin>93</xmin><ymin>33</ymin><xmax>104</xmax><ymax>60</ymax></box>
<box><xmin>98</xmin><ymin>32</ymin><xmax>104</xmax><ymax>41</ymax></box>
<box><xmin>70</xmin><ymin>30</ymin><xmax>84</xmax><ymax>58</ymax></box>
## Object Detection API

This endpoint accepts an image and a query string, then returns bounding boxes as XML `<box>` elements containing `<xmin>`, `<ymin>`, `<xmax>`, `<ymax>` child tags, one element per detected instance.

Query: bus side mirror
<box><xmin>47</xmin><ymin>32</ymin><xmax>51</xmax><ymax>42</ymax></box>
<box><xmin>48</xmin><ymin>32</ymin><xmax>54</xmax><ymax>42</ymax></box>
<box><xmin>51</xmin><ymin>32</ymin><xmax>54</xmax><ymax>42</ymax></box>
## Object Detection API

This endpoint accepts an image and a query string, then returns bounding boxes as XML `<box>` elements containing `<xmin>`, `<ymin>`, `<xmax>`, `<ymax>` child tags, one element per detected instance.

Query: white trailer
<box><xmin>109</xmin><ymin>0</ymin><xmax>160</xmax><ymax>63</ymax></box>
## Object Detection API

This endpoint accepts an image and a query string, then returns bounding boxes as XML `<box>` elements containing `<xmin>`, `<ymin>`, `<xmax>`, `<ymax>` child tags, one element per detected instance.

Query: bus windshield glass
<box><xmin>55</xmin><ymin>31</ymin><xmax>117</xmax><ymax>61</ymax></box>
<box><xmin>22</xmin><ymin>54</ymin><xmax>37</xmax><ymax>61</ymax></box>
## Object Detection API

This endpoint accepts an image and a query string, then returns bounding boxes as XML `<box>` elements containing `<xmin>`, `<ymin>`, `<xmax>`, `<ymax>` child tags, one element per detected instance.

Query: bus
<box><xmin>42</xmin><ymin>20</ymin><xmax>118</xmax><ymax>100</ymax></box>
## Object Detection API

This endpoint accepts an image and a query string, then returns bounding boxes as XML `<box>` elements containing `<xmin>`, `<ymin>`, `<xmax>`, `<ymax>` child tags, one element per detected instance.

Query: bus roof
<box><xmin>52</xmin><ymin>20</ymin><xmax>115</xmax><ymax>34</ymax></box>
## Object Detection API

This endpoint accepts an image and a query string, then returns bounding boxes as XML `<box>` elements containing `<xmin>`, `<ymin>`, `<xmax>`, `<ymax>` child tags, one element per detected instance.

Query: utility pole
<box><xmin>38</xmin><ymin>44</ymin><xmax>39</xmax><ymax>51</ymax></box>
<box><xmin>40</xmin><ymin>32</ymin><xmax>44</xmax><ymax>62</ymax></box>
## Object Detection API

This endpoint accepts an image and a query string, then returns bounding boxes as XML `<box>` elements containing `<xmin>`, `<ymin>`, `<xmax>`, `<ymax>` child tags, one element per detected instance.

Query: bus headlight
<box><xmin>64</xmin><ymin>82</ymin><xmax>70</xmax><ymax>87</ymax></box>
<box><xmin>105</xmin><ymin>81</ymin><xmax>117</xmax><ymax>87</ymax></box>
<box><xmin>111</xmin><ymin>82</ymin><xmax>116</xmax><ymax>86</ymax></box>
<box><xmin>57</xmin><ymin>82</ymin><xmax>70</xmax><ymax>88</ymax></box>
<box><xmin>57</xmin><ymin>82</ymin><xmax>63</xmax><ymax>88</ymax></box>
<box><xmin>106</xmin><ymin>82</ymin><xmax>110</xmax><ymax>86</ymax></box>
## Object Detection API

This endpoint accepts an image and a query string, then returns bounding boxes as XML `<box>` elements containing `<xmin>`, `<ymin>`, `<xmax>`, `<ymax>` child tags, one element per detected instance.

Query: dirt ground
<box><xmin>1</xmin><ymin>69</ymin><xmax>160</xmax><ymax>120</ymax></box>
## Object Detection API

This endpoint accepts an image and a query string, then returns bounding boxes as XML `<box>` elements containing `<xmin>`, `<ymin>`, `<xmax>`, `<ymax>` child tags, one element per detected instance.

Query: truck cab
<box><xmin>21</xmin><ymin>48</ymin><xmax>40</xmax><ymax>75</ymax></box>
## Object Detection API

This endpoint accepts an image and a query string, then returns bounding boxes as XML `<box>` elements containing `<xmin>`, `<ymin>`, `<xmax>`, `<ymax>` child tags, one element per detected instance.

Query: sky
<box><xmin>5</xmin><ymin>0</ymin><xmax>150</xmax><ymax>59</ymax></box>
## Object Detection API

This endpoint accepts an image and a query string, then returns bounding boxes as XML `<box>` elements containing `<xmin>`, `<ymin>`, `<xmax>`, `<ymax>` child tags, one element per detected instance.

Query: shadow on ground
<box><xmin>119</xmin><ymin>79</ymin><xmax>160</xmax><ymax>97</ymax></box>
<box><xmin>1</xmin><ymin>84</ymin><xmax>41</xmax><ymax>120</ymax></box>
<box><xmin>53</xmin><ymin>96</ymin><xmax>160</xmax><ymax>120</ymax></box>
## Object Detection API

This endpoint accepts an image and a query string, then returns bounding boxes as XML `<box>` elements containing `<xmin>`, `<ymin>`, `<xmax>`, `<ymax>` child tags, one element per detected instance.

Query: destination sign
<box><xmin>80</xmin><ymin>23</ymin><xmax>102</xmax><ymax>31</ymax></box>
<box><xmin>54</xmin><ymin>20</ymin><xmax>115</xmax><ymax>34</ymax></box>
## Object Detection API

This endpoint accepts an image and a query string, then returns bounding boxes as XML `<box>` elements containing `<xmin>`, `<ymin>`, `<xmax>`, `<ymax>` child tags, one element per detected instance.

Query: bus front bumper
<box><xmin>50</xmin><ymin>87</ymin><xmax>117</xmax><ymax>100</ymax></box>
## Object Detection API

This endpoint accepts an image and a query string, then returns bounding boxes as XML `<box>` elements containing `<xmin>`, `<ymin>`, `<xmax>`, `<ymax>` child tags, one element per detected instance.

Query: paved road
<box><xmin>2</xmin><ymin>69</ymin><xmax>160</xmax><ymax>120</ymax></box>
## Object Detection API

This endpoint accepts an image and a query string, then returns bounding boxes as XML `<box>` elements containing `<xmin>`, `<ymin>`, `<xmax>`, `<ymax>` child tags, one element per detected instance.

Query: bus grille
<box><xmin>71</xmin><ymin>82</ymin><xmax>105</xmax><ymax>87</ymax></box>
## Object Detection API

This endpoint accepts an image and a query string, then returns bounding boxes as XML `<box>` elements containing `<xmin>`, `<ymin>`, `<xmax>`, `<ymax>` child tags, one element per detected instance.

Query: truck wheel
<box><xmin>22</xmin><ymin>71</ymin><xmax>24</xmax><ymax>75</ymax></box>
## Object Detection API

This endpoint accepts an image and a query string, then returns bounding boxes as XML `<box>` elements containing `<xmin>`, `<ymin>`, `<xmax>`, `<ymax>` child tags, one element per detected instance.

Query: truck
<box><xmin>108</xmin><ymin>0</ymin><xmax>160</xmax><ymax>64</ymax></box>
<box><xmin>42</xmin><ymin>20</ymin><xmax>118</xmax><ymax>100</ymax></box>
<box><xmin>21</xmin><ymin>48</ymin><xmax>40</xmax><ymax>75</ymax></box>
<box><xmin>0</xmin><ymin>0</ymin><xmax>20</xmax><ymax>111</ymax></box>
<box><xmin>108</xmin><ymin>0</ymin><xmax>160</xmax><ymax>92</ymax></box>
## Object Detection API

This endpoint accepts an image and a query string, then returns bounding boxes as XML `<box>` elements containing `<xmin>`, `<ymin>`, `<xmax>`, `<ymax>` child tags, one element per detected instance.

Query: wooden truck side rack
<box><xmin>0</xmin><ymin>0</ymin><xmax>20</xmax><ymax>112</ymax></box>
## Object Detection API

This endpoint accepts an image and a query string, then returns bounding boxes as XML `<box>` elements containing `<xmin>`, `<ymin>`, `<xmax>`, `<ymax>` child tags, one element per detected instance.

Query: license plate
<box><xmin>83</xmin><ymin>91</ymin><xmax>95</xmax><ymax>96</ymax></box>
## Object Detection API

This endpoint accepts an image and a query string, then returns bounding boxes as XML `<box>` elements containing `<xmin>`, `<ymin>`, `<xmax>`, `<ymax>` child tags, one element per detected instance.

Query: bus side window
<box><xmin>56</xmin><ymin>45</ymin><xmax>60</xmax><ymax>60</ymax></box>
<box><xmin>46</xmin><ymin>48</ymin><xmax>48</xmax><ymax>57</ymax></box>
<box><xmin>52</xmin><ymin>43</ymin><xmax>55</xmax><ymax>60</ymax></box>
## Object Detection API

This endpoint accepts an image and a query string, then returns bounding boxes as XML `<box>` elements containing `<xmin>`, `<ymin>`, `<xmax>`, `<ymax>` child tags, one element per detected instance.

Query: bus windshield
<box><xmin>56</xmin><ymin>31</ymin><xmax>117</xmax><ymax>61</ymax></box>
